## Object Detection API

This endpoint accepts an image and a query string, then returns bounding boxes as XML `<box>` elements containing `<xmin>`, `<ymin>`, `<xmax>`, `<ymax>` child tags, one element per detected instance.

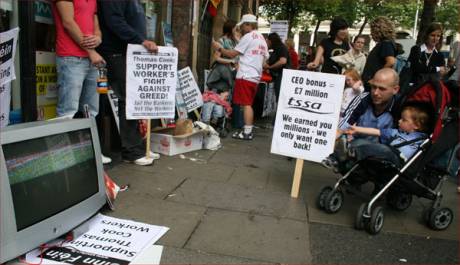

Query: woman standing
<box><xmin>307</xmin><ymin>17</ymin><xmax>350</xmax><ymax>74</ymax></box>
<box><xmin>264</xmin><ymin>32</ymin><xmax>290</xmax><ymax>100</ymax></box>
<box><xmin>361</xmin><ymin>16</ymin><xmax>397</xmax><ymax>91</ymax></box>
<box><xmin>408</xmin><ymin>22</ymin><xmax>446</xmax><ymax>87</ymax></box>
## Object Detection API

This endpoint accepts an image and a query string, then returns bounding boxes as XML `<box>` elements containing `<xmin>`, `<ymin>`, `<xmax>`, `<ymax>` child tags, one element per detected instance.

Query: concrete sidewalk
<box><xmin>105</xmin><ymin>126</ymin><xmax>459</xmax><ymax>264</ymax></box>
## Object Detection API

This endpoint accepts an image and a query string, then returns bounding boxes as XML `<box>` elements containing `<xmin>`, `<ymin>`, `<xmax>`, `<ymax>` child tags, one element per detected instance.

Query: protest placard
<box><xmin>271</xmin><ymin>69</ymin><xmax>344</xmax><ymax>162</ymax></box>
<box><xmin>0</xmin><ymin>82</ymin><xmax>11</xmax><ymax>128</ymax></box>
<box><xmin>177</xmin><ymin>67</ymin><xmax>203</xmax><ymax>112</ymax></box>
<box><xmin>26</xmin><ymin>214</ymin><xmax>169</xmax><ymax>265</ymax></box>
<box><xmin>126</xmin><ymin>45</ymin><xmax>178</xmax><ymax>120</ymax></box>
<box><xmin>270</xmin><ymin>20</ymin><xmax>289</xmax><ymax>42</ymax></box>
<box><xmin>0</xmin><ymin>27</ymin><xmax>19</xmax><ymax>86</ymax></box>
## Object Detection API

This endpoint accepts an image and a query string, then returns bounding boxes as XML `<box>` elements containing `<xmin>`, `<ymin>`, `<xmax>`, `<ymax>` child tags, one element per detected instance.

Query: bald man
<box><xmin>338</xmin><ymin>68</ymin><xmax>400</xmax><ymax>142</ymax></box>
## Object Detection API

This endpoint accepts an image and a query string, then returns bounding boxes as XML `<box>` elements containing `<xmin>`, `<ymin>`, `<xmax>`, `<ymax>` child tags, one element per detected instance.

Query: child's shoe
<box><xmin>321</xmin><ymin>156</ymin><xmax>339</xmax><ymax>173</ymax></box>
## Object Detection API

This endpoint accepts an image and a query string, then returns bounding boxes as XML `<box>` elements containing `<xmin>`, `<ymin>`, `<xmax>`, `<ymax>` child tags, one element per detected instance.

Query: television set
<box><xmin>0</xmin><ymin>118</ymin><xmax>106</xmax><ymax>263</ymax></box>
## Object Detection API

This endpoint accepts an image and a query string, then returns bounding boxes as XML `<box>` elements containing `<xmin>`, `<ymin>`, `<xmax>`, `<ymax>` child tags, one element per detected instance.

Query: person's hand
<box><xmin>351</xmin><ymin>80</ymin><xmax>363</xmax><ymax>92</ymax></box>
<box><xmin>211</xmin><ymin>39</ymin><xmax>222</xmax><ymax>51</ymax></box>
<box><xmin>346</xmin><ymin>125</ymin><xmax>358</xmax><ymax>135</ymax></box>
<box><xmin>142</xmin><ymin>40</ymin><xmax>158</xmax><ymax>53</ymax></box>
<box><xmin>88</xmin><ymin>51</ymin><xmax>106</xmax><ymax>66</ymax></box>
<box><xmin>80</xmin><ymin>35</ymin><xmax>101</xmax><ymax>49</ymax></box>
<box><xmin>439</xmin><ymin>66</ymin><xmax>447</xmax><ymax>76</ymax></box>
<box><xmin>307</xmin><ymin>62</ymin><xmax>318</xmax><ymax>70</ymax></box>
<box><xmin>263</xmin><ymin>63</ymin><xmax>270</xmax><ymax>70</ymax></box>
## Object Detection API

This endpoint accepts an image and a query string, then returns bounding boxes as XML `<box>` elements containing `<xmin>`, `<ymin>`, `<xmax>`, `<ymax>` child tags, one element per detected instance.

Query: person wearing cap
<box><xmin>211</xmin><ymin>14</ymin><xmax>269</xmax><ymax>140</ymax></box>
<box><xmin>307</xmin><ymin>17</ymin><xmax>349</xmax><ymax>74</ymax></box>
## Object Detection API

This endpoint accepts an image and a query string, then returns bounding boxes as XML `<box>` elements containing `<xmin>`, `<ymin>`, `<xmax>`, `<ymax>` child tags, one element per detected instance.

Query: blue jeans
<box><xmin>201</xmin><ymin>102</ymin><xmax>224</xmax><ymax>123</ymax></box>
<box><xmin>349</xmin><ymin>139</ymin><xmax>402</xmax><ymax>166</ymax></box>
<box><xmin>56</xmin><ymin>56</ymin><xmax>99</xmax><ymax>117</ymax></box>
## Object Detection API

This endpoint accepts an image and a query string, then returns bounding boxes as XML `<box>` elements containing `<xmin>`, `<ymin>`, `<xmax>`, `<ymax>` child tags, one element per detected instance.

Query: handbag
<box><xmin>260</xmin><ymin>71</ymin><xmax>273</xmax><ymax>83</ymax></box>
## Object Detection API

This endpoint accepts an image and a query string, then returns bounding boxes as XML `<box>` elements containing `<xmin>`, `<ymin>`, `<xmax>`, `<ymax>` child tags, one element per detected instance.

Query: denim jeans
<box><xmin>56</xmin><ymin>56</ymin><xmax>99</xmax><ymax>118</ymax></box>
<box><xmin>103</xmin><ymin>53</ymin><xmax>145</xmax><ymax>161</ymax></box>
<box><xmin>201</xmin><ymin>102</ymin><xmax>225</xmax><ymax>123</ymax></box>
<box><xmin>349</xmin><ymin>139</ymin><xmax>402</xmax><ymax>166</ymax></box>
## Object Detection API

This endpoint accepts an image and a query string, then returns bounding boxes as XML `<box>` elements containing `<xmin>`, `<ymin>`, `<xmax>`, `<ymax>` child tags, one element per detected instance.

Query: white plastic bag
<box><xmin>195</xmin><ymin>121</ymin><xmax>222</xmax><ymax>150</ymax></box>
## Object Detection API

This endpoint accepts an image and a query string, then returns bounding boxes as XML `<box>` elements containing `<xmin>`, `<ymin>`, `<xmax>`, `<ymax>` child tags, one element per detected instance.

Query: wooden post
<box><xmin>290</xmin><ymin>158</ymin><xmax>304</xmax><ymax>198</ymax></box>
<box><xmin>194</xmin><ymin>109</ymin><xmax>201</xmax><ymax>121</ymax></box>
<box><xmin>145</xmin><ymin>119</ymin><xmax>151</xmax><ymax>158</ymax></box>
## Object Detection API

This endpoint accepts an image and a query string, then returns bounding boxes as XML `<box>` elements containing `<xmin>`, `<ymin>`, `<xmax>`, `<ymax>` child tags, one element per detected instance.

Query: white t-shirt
<box><xmin>234</xmin><ymin>30</ymin><xmax>269</xmax><ymax>83</ymax></box>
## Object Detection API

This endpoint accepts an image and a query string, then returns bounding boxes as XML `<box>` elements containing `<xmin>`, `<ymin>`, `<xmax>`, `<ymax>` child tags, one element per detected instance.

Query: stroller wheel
<box><xmin>355</xmin><ymin>203</ymin><xmax>368</xmax><ymax>230</ymax></box>
<box><xmin>366</xmin><ymin>206</ymin><xmax>385</xmax><ymax>235</ymax></box>
<box><xmin>428</xmin><ymin>207</ymin><xmax>453</xmax><ymax>230</ymax></box>
<box><xmin>386</xmin><ymin>190</ymin><xmax>412</xmax><ymax>211</ymax></box>
<box><xmin>324</xmin><ymin>189</ymin><xmax>344</xmax><ymax>214</ymax></box>
<box><xmin>316</xmin><ymin>186</ymin><xmax>333</xmax><ymax>210</ymax></box>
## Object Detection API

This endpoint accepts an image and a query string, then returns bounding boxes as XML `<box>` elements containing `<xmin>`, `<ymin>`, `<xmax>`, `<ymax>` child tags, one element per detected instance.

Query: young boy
<box><xmin>201</xmin><ymin>89</ymin><xmax>232</xmax><ymax>137</ymax></box>
<box><xmin>323</xmin><ymin>104</ymin><xmax>431</xmax><ymax>171</ymax></box>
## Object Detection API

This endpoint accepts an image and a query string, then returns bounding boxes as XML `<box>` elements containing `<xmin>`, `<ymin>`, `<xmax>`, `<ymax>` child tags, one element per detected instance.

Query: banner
<box><xmin>0</xmin><ymin>27</ymin><xmax>19</xmax><ymax>86</ymax></box>
<box><xmin>107</xmin><ymin>90</ymin><xmax>120</xmax><ymax>133</ymax></box>
<box><xmin>177</xmin><ymin>67</ymin><xmax>203</xmax><ymax>112</ymax></box>
<box><xmin>270</xmin><ymin>69</ymin><xmax>344</xmax><ymax>163</ymax></box>
<box><xmin>270</xmin><ymin>20</ymin><xmax>289</xmax><ymax>42</ymax></box>
<box><xmin>0</xmin><ymin>82</ymin><xmax>10</xmax><ymax>128</ymax></box>
<box><xmin>126</xmin><ymin>45</ymin><xmax>178</xmax><ymax>119</ymax></box>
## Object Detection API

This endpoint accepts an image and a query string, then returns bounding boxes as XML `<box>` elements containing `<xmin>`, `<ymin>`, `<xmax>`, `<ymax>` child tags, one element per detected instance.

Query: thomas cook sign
<box><xmin>271</xmin><ymin>69</ymin><xmax>344</xmax><ymax>163</ymax></box>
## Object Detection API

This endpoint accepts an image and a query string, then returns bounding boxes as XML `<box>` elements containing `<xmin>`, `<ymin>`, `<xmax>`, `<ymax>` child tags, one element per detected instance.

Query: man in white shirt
<box><xmin>212</xmin><ymin>14</ymin><xmax>269</xmax><ymax>140</ymax></box>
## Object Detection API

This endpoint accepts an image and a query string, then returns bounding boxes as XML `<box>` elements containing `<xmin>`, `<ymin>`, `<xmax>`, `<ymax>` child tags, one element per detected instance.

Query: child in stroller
<box><xmin>343</xmin><ymin>104</ymin><xmax>430</xmax><ymax>168</ymax></box>
<box><xmin>317</xmin><ymin>79</ymin><xmax>458</xmax><ymax>235</ymax></box>
<box><xmin>201</xmin><ymin>89</ymin><xmax>232</xmax><ymax>137</ymax></box>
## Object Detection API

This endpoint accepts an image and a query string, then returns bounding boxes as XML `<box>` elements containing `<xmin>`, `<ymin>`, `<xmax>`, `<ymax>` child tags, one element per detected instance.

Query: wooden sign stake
<box><xmin>290</xmin><ymin>158</ymin><xmax>304</xmax><ymax>198</ymax></box>
<box><xmin>145</xmin><ymin>119</ymin><xmax>151</xmax><ymax>158</ymax></box>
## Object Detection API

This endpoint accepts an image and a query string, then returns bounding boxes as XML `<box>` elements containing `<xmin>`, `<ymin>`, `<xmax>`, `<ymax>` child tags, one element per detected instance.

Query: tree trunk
<box><xmin>313</xmin><ymin>19</ymin><xmax>321</xmax><ymax>46</ymax></box>
<box><xmin>358</xmin><ymin>16</ymin><xmax>368</xmax><ymax>36</ymax></box>
<box><xmin>416</xmin><ymin>0</ymin><xmax>438</xmax><ymax>44</ymax></box>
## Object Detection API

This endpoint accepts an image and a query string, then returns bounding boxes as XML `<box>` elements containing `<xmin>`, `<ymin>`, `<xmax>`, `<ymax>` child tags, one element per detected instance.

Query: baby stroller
<box><xmin>316</xmin><ymin>78</ymin><xmax>459</xmax><ymax>235</ymax></box>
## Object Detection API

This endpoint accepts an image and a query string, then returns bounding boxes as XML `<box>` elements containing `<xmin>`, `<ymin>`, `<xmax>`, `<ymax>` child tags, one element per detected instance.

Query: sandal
<box><xmin>232</xmin><ymin>130</ymin><xmax>253</xmax><ymax>140</ymax></box>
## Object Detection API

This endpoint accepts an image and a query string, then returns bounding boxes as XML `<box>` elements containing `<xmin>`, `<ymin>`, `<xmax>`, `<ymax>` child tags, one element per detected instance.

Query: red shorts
<box><xmin>232</xmin><ymin>79</ymin><xmax>258</xmax><ymax>106</ymax></box>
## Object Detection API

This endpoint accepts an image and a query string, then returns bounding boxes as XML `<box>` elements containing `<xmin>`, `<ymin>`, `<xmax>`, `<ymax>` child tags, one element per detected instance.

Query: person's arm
<box><xmin>213</xmin><ymin>51</ymin><xmax>235</xmax><ymax>64</ymax></box>
<box><xmin>98</xmin><ymin>0</ymin><xmax>156</xmax><ymax>52</ymax></box>
<box><xmin>211</xmin><ymin>39</ymin><xmax>240</xmax><ymax>58</ymax></box>
<box><xmin>80</xmin><ymin>15</ymin><xmax>102</xmax><ymax>49</ymax></box>
<box><xmin>383</xmin><ymin>56</ymin><xmax>396</xmax><ymax>68</ymax></box>
<box><xmin>267</xmin><ymin>57</ymin><xmax>287</xmax><ymax>70</ymax></box>
<box><xmin>307</xmin><ymin>45</ymin><xmax>324</xmax><ymax>70</ymax></box>
<box><xmin>347</xmin><ymin>125</ymin><xmax>381</xmax><ymax>136</ymax></box>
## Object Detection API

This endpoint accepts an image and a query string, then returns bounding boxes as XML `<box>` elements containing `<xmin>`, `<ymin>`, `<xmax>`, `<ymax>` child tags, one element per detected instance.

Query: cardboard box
<box><xmin>151</xmin><ymin>128</ymin><xmax>204</xmax><ymax>156</ymax></box>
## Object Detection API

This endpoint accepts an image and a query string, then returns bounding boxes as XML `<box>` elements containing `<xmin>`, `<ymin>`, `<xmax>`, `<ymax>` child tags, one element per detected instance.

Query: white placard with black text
<box><xmin>177</xmin><ymin>67</ymin><xmax>203</xmax><ymax>112</ymax></box>
<box><xmin>270</xmin><ymin>20</ymin><xmax>289</xmax><ymax>42</ymax></box>
<box><xmin>0</xmin><ymin>27</ymin><xmax>19</xmax><ymax>86</ymax></box>
<box><xmin>0</xmin><ymin>82</ymin><xmax>11</xmax><ymax>128</ymax></box>
<box><xmin>270</xmin><ymin>69</ymin><xmax>344</xmax><ymax>163</ymax></box>
<box><xmin>126</xmin><ymin>45</ymin><xmax>178</xmax><ymax>119</ymax></box>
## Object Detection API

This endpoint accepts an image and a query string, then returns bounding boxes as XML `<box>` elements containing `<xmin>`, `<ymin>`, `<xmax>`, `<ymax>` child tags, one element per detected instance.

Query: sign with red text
<box><xmin>126</xmin><ymin>45</ymin><xmax>178</xmax><ymax>119</ymax></box>
<box><xmin>270</xmin><ymin>69</ymin><xmax>344</xmax><ymax>163</ymax></box>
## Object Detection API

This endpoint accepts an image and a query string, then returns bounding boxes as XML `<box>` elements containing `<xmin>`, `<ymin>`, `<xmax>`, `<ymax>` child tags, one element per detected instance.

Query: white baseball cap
<box><xmin>237</xmin><ymin>14</ymin><xmax>258</xmax><ymax>26</ymax></box>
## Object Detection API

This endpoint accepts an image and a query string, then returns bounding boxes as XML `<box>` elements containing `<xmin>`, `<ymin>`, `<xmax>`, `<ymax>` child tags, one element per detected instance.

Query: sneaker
<box><xmin>101</xmin><ymin>154</ymin><xmax>112</xmax><ymax>164</ymax></box>
<box><xmin>148</xmin><ymin>151</ymin><xmax>161</xmax><ymax>160</ymax></box>
<box><xmin>232</xmin><ymin>130</ymin><xmax>253</xmax><ymax>140</ymax></box>
<box><xmin>321</xmin><ymin>156</ymin><xmax>339</xmax><ymax>172</ymax></box>
<box><xmin>131</xmin><ymin>156</ymin><xmax>154</xmax><ymax>166</ymax></box>
<box><xmin>335</xmin><ymin>135</ymin><xmax>348</xmax><ymax>161</ymax></box>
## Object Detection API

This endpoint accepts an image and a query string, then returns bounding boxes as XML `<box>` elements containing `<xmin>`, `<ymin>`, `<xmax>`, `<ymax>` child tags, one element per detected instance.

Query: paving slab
<box><xmin>161</xmin><ymin>246</ymin><xmax>272</xmax><ymax>264</ymax></box>
<box><xmin>106</xmin><ymin>165</ymin><xmax>186</xmax><ymax>199</ymax></box>
<box><xmin>103</xmin><ymin>191</ymin><xmax>206</xmax><ymax>248</ymax></box>
<box><xmin>166</xmin><ymin>178</ymin><xmax>307</xmax><ymax>221</ymax></box>
<box><xmin>228</xmin><ymin>166</ymin><xmax>270</xmax><ymax>189</ymax></box>
<box><xmin>185</xmin><ymin>209</ymin><xmax>311</xmax><ymax>264</ymax></box>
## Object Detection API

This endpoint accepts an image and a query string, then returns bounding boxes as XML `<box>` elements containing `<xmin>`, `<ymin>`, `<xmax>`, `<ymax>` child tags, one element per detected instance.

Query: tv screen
<box><xmin>3</xmin><ymin>128</ymin><xmax>99</xmax><ymax>231</ymax></box>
